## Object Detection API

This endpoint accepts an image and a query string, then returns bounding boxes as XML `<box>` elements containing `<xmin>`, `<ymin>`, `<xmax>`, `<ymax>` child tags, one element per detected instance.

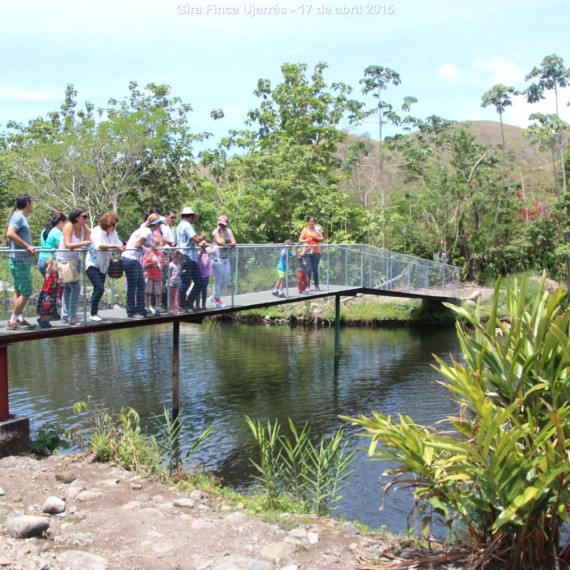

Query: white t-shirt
<box><xmin>121</xmin><ymin>225</ymin><xmax>153</xmax><ymax>262</ymax></box>
<box><xmin>86</xmin><ymin>225</ymin><xmax>123</xmax><ymax>273</ymax></box>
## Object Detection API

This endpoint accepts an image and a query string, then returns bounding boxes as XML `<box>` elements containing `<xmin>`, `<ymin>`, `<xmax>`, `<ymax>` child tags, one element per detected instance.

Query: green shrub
<box><xmin>343</xmin><ymin>274</ymin><xmax>570</xmax><ymax>569</ymax></box>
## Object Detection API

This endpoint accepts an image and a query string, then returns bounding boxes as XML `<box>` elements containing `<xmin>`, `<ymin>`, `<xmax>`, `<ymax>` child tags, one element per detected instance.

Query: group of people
<box><xmin>5</xmin><ymin>195</ymin><xmax>237</xmax><ymax>330</ymax></box>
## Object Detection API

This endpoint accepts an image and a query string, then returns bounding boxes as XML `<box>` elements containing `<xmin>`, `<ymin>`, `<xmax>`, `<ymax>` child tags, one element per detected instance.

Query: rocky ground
<box><xmin>0</xmin><ymin>453</ymin><xmax>451</xmax><ymax>570</ymax></box>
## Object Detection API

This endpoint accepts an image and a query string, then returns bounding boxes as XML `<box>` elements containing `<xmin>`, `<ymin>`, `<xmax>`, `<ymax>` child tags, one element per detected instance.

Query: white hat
<box><xmin>179</xmin><ymin>206</ymin><xmax>197</xmax><ymax>216</ymax></box>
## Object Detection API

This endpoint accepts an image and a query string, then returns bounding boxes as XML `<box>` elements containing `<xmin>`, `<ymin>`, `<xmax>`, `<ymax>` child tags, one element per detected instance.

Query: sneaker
<box><xmin>154</xmin><ymin>307</ymin><xmax>167</xmax><ymax>315</ymax></box>
<box><xmin>148</xmin><ymin>306</ymin><xmax>156</xmax><ymax>315</ymax></box>
<box><xmin>19</xmin><ymin>320</ymin><xmax>36</xmax><ymax>330</ymax></box>
<box><xmin>208</xmin><ymin>296</ymin><xmax>216</xmax><ymax>305</ymax></box>
<box><xmin>214</xmin><ymin>298</ymin><xmax>226</xmax><ymax>309</ymax></box>
<box><xmin>89</xmin><ymin>315</ymin><xmax>104</xmax><ymax>322</ymax></box>
<box><xmin>6</xmin><ymin>320</ymin><xmax>17</xmax><ymax>330</ymax></box>
<box><xmin>68</xmin><ymin>318</ymin><xmax>82</xmax><ymax>326</ymax></box>
<box><xmin>313</xmin><ymin>286</ymin><xmax>321</xmax><ymax>291</ymax></box>
<box><xmin>133</xmin><ymin>314</ymin><xmax>145</xmax><ymax>320</ymax></box>
<box><xmin>300</xmin><ymin>291</ymin><xmax>309</xmax><ymax>296</ymax></box>
<box><xmin>305</xmin><ymin>288</ymin><xmax>310</xmax><ymax>293</ymax></box>
<box><xmin>61</xmin><ymin>316</ymin><xmax>69</xmax><ymax>323</ymax></box>
<box><xmin>272</xmin><ymin>290</ymin><xmax>279</xmax><ymax>296</ymax></box>
<box><xmin>37</xmin><ymin>318</ymin><xmax>52</xmax><ymax>329</ymax></box>
<box><xmin>278</xmin><ymin>293</ymin><xmax>286</xmax><ymax>298</ymax></box>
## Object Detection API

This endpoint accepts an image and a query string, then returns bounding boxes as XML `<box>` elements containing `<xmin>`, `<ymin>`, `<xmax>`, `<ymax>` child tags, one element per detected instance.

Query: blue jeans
<box><xmin>122</xmin><ymin>257</ymin><xmax>147</xmax><ymax>316</ymax></box>
<box><xmin>307</xmin><ymin>253</ymin><xmax>321</xmax><ymax>288</ymax></box>
<box><xmin>86</xmin><ymin>266</ymin><xmax>107</xmax><ymax>316</ymax></box>
<box><xmin>62</xmin><ymin>281</ymin><xmax>80</xmax><ymax>320</ymax></box>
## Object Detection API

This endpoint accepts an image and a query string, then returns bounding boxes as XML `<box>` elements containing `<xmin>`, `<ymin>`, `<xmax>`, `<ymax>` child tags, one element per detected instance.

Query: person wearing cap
<box><xmin>176</xmin><ymin>206</ymin><xmax>207</xmax><ymax>311</ymax></box>
<box><xmin>209</xmin><ymin>214</ymin><xmax>236</xmax><ymax>309</ymax></box>
<box><xmin>120</xmin><ymin>213</ymin><xmax>162</xmax><ymax>318</ymax></box>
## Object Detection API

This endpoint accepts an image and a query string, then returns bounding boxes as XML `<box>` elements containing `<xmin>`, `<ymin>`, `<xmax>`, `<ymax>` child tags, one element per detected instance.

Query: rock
<box><xmin>190</xmin><ymin>489</ymin><xmax>207</xmax><ymax>501</ymax></box>
<box><xmin>224</xmin><ymin>511</ymin><xmax>248</xmax><ymax>526</ymax></box>
<box><xmin>5</xmin><ymin>515</ymin><xmax>50</xmax><ymax>538</ymax></box>
<box><xmin>0</xmin><ymin>487</ymin><xmax>5</xmax><ymax>496</ymax></box>
<box><xmin>55</xmin><ymin>471</ymin><xmax>78</xmax><ymax>484</ymax></box>
<box><xmin>288</xmin><ymin>527</ymin><xmax>307</xmax><ymax>539</ymax></box>
<box><xmin>307</xmin><ymin>531</ymin><xmax>319</xmax><ymax>544</ymax></box>
<box><xmin>76</xmin><ymin>490</ymin><xmax>102</xmax><ymax>502</ymax></box>
<box><xmin>43</xmin><ymin>495</ymin><xmax>66</xmax><ymax>514</ymax></box>
<box><xmin>212</xmin><ymin>556</ymin><xmax>273</xmax><ymax>570</ymax></box>
<box><xmin>56</xmin><ymin>550</ymin><xmax>108</xmax><ymax>569</ymax></box>
<box><xmin>259</xmin><ymin>541</ymin><xmax>295</xmax><ymax>561</ymax></box>
<box><xmin>173</xmin><ymin>498</ymin><xmax>195</xmax><ymax>509</ymax></box>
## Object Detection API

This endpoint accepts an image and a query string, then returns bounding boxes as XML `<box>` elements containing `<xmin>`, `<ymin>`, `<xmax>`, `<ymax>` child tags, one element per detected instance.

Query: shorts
<box><xmin>276</xmin><ymin>269</ymin><xmax>286</xmax><ymax>279</ymax></box>
<box><xmin>145</xmin><ymin>278</ymin><xmax>163</xmax><ymax>295</ymax></box>
<box><xmin>9</xmin><ymin>259</ymin><xmax>33</xmax><ymax>296</ymax></box>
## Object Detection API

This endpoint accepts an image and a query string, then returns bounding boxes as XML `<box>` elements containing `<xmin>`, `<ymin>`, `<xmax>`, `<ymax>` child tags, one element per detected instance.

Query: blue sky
<box><xmin>1</xmin><ymin>0</ymin><xmax>569</xmax><ymax>145</ymax></box>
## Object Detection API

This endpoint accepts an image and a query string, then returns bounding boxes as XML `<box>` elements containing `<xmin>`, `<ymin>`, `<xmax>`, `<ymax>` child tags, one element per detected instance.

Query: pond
<box><xmin>11</xmin><ymin>321</ymin><xmax>460</xmax><ymax>531</ymax></box>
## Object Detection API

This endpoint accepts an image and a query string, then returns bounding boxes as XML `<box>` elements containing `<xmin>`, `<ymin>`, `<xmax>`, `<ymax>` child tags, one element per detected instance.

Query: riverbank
<box><xmin>0</xmin><ymin>453</ymin><xmax>468</xmax><ymax>570</ymax></box>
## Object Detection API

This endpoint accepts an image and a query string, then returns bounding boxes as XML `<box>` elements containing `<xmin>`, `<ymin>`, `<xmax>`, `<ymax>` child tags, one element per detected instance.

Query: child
<box><xmin>296</xmin><ymin>246</ymin><xmax>310</xmax><ymax>296</ymax></box>
<box><xmin>195</xmin><ymin>241</ymin><xmax>212</xmax><ymax>310</ymax></box>
<box><xmin>168</xmin><ymin>250</ymin><xmax>182</xmax><ymax>314</ymax></box>
<box><xmin>142</xmin><ymin>237</ymin><xmax>166</xmax><ymax>315</ymax></box>
<box><xmin>272</xmin><ymin>240</ymin><xmax>293</xmax><ymax>298</ymax></box>
<box><xmin>36</xmin><ymin>256</ymin><xmax>60</xmax><ymax>328</ymax></box>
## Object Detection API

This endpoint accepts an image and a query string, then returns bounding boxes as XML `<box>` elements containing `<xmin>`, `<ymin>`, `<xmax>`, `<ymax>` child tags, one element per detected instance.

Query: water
<box><xmin>10</xmin><ymin>321</ymin><xmax>460</xmax><ymax>531</ymax></box>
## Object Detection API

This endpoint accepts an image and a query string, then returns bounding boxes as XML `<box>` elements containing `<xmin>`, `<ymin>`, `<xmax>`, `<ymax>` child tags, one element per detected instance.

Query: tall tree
<box><xmin>481</xmin><ymin>84</ymin><xmax>518</xmax><ymax>176</ymax></box>
<box><xmin>360</xmin><ymin>66</ymin><xmax>417</xmax><ymax>247</ymax></box>
<box><xmin>525</xmin><ymin>54</ymin><xmax>570</xmax><ymax>194</ymax></box>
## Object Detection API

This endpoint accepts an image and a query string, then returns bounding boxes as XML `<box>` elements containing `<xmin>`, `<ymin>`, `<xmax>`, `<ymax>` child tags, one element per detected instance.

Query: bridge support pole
<box><xmin>334</xmin><ymin>295</ymin><xmax>341</xmax><ymax>359</ymax></box>
<box><xmin>172</xmin><ymin>321</ymin><xmax>180</xmax><ymax>421</ymax></box>
<box><xmin>0</xmin><ymin>345</ymin><xmax>8</xmax><ymax>420</ymax></box>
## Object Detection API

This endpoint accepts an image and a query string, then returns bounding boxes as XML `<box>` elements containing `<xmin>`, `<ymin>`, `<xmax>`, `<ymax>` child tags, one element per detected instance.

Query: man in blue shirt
<box><xmin>6</xmin><ymin>194</ymin><xmax>36</xmax><ymax>330</ymax></box>
<box><xmin>176</xmin><ymin>206</ymin><xmax>206</xmax><ymax>311</ymax></box>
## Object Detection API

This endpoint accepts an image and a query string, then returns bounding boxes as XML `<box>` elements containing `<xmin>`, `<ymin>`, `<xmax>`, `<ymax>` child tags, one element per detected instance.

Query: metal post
<box><xmin>326</xmin><ymin>244</ymin><xmax>330</xmax><ymax>291</ymax></box>
<box><xmin>172</xmin><ymin>321</ymin><xmax>180</xmax><ymax>422</ymax></box>
<box><xmin>284</xmin><ymin>245</ymin><xmax>289</xmax><ymax>298</ymax></box>
<box><xmin>0</xmin><ymin>345</ymin><xmax>8</xmax><ymax>420</ymax></box>
<box><xmin>231</xmin><ymin>248</ymin><xmax>238</xmax><ymax>307</ymax></box>
<box><xmin>334</xmin><ymin>295</ymin><xmax>341</xmax><ymax>359</ymax></box>
<box><xmin>81</xmin><ymin>249</ymin><xmax>88</xmax><ymax>322</ymax></box>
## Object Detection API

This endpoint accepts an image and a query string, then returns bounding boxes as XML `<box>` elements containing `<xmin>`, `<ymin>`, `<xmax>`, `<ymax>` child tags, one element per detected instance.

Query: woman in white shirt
<box><xmin>120</xmin><ymin>213</ymin><xmax>162</xmax><ymax>318</ymax></box>
<box><xmin>85</xmin><ymin>212</ymin><xmax>125</xmax><ymax>322</ymax></box>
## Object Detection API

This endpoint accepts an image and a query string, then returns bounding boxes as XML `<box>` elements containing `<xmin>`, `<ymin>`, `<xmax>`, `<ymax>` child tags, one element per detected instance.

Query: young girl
<box><xmin>36</xmin><ymin>256</ymin><xmax>60</xmax><ymax>328</ymax></box>
<box><xmin>168</xmin><ymin>250</ymin><xmax>182</xmax><ymax>314</ymax></box>
<box><xmin>195</xmin><ymin>241</ymin><xmax>213</xmax><ymax>310</ymax></box>
<box><xmin>296</xmin><ymin>246</ymin><xmax>310</xmax><ymax>296</ymax></box>
<box><xmin>142</xmin><ymin>236</ymin><xmax>165</xmax><ymax>315</ymax></box>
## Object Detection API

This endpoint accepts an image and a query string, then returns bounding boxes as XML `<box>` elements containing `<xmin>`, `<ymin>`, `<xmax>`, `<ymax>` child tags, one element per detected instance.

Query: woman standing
<box><xmin>38</xmin><ymin>212</ymin><xmax>66</xmax><ymax>277</ymax></box>
<box><xmin>57</xmin><ymin>207</ymin><xmax>92</xmax><ymax>326</ymax></box>
<box><xmin>209</xmin><ymin>215</ymin><xmax>236</xmax><ymax>309</ymax></box>
<box><xmin>86</xmin><ymin>212</ymin><xmax>125</xmax><ymax>322</ymax></box>
<box><xmin>299</xmin><ymin>215</ymin><xmax>324</xmax><ymax>291</ymax></box>
<box><xmin>120</xmin><ymin>213</ymin><xmax>162</xmax><ymax>319</ymax></box>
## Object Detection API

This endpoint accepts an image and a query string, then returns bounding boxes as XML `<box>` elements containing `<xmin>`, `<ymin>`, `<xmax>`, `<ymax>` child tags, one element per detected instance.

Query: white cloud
<box><xmin>474</xmin><ymin>56</ymin><xmax>525</xmax><ymax>86</ymax></box>
<box><xmin>437</xmin><ymin>63</ymin><xmax>465</xmax><ymax>83</ymax></box>
<box><xmin>0</xmin><ymin>88</ymin><xmax>60</xmax><ymax>101</ymax></box>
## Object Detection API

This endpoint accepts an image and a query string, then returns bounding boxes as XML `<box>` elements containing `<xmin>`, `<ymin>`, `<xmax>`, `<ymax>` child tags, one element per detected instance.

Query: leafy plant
<box><xmin>246</xmin><ymin>416</ymin><xmax>355</xmax><ymax>516</ymax></box>
<box><xmin>31</xmin><ymin>424</ymin><xmax>70</xmax><ymax>456</ymax></box>
<box><xmin>343</xmin><ymin>274</ymin><xmax>570</xmax><ymax>569</ymax></box>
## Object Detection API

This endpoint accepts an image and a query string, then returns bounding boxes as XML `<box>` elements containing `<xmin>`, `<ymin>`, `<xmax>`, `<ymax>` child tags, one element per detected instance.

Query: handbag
<box><xmin>58</xmin><ymin>259</ymin><xmax>80</xmax><ymax>283</ymax></box>
<box><xmin>107</xmin><ymin>258</ymin><xmax>124</xmax><ymax>279</ymax></box>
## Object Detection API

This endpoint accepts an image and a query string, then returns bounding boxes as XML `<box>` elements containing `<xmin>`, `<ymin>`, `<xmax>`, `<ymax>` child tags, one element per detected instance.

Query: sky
<box><xmin>1</xmin><ymin>0</ymin><xmax>569</xmax><ymax>146</ymax></box>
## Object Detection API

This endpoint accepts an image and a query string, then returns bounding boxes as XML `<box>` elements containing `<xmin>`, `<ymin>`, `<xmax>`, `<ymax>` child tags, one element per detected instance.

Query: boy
<box><xmin>272</xmin><ymin>240</ymin><xmax>293</xmax><ymax>298</ymax></box>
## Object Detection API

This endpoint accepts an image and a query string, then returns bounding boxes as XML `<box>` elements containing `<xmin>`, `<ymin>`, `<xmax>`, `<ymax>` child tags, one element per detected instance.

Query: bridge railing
<box><xmin>0</xmin><ymin>243</ymin><xmax>459</xmax><ymax>324</ymax></box>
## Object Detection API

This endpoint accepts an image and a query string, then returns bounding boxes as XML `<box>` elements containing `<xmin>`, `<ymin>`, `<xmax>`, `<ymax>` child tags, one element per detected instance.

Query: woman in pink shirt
<box><xmin>299</xmin><ymin>215</ymin><xmax>324</xmax><ymax>291</ymax></box>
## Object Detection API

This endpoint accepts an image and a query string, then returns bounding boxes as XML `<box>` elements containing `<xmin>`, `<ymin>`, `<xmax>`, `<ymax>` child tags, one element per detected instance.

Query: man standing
<box><xmin>176</xmin><ymin>206</ymin><xmax>206</xmax><ymax>311</ymax></box>
<box><xmin>6</xmin><ymin>194</ymin><xmax>36</xmax><ymax>330</ymax></box>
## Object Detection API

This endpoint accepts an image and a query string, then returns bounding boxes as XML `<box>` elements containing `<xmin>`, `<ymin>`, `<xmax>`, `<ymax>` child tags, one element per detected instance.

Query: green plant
<box><xmin>245</xmin><ymin>416</ymin><xmax>355</xmax><ymax>516</ymax></box>
<box><xmin>31</xmin><ymin>424</ymin><xmax>70</xmax><ymax>456</ymax></box>
<box><xmin>343</xmin><ymin>273</ymin><xmax>570</xmax><ymax>569</ymax></box>
<box><xmin>154</xmin><ymin>406</ymin><xmax>215</xmax><ymax>474</ymax></box>
<box><xmin>73</xmin><ymin>399</ymin><xmax>164</xmax><ymax>477</ymax></box>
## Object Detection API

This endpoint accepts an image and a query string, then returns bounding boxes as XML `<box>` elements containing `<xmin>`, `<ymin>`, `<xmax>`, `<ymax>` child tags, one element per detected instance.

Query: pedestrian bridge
<box><xmin>0</xmin><ymin>243</ymin><xmax>460</xmax><ymax>428</ymax></box>
<box><xmin>0</xmin><ymin>243</ymin><xmax>459</xmax><ymax>343</ymax></box>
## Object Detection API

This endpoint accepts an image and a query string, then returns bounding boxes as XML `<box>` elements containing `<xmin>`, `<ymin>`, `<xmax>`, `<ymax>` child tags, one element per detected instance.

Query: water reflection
<box><xmin>11</xmin><ymin>321</ymin><xmax>459</xmax><ymax>531</ymax></box>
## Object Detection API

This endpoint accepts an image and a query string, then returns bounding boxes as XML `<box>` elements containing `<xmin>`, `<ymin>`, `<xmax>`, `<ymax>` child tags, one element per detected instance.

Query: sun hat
<box><xmin>217</xmin><ymin>215</ymin><xmax>228</xmax><ymax>226</ymax></box>
<box><xmin>180</xmin><ymin>206</ymin><xmax>197</xmax><ymax>216</ymax></box>
<box><xmin>147</xmin><ymin>213</ymin><xmax>161</xmax><ymax>226</ymax></box>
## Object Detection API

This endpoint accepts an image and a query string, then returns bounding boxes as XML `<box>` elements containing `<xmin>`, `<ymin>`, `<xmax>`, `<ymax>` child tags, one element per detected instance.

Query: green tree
<box><xmin>481</xmin><ymin>84</ymin><xmax>518</xmax><ymax>176</ymax></box>
<box><xmin>525</xmin><ymin>54</ymin><xmax>570</xmax><ymax>194</ymax></box>
<box><xmin>359</xmin><ymin>65</ymin><xmax>417</xmax><ymax>247</ymax></box>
